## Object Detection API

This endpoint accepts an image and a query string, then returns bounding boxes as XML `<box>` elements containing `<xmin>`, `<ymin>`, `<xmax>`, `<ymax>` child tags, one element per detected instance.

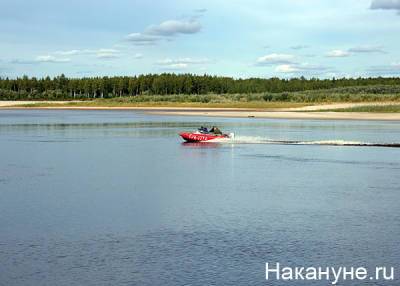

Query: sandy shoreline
<box><xmin>150</xmin><ymin>110</ymin><xmax>400</xmax><ymax>121</ymax></box>
<box><xmin>1</xmin><ymin>101</ymin><xmax>400</xmax><ymax>120</ymax></box>
<box><xmin>0</xmin><ymin>101</ymin><xmax>81</xmax><ymax>107</ymax></box>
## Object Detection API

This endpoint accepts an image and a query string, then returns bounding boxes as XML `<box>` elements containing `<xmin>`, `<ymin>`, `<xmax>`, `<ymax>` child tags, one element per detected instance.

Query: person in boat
<box><xmin>209</xmin><ymin>126</ymin><xmax>222</xmax><ymax>135</ymax></box>
<box><xmin>198</xmin><ymin>126</ymin><xmax>209</xmax><ymax>134</ymax></box>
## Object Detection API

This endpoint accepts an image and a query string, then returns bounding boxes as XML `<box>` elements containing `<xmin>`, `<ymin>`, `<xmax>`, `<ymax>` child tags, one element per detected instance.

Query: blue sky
<box><xmin>1</xmin><ymin>0</ymin><xmax>400</xmax><ymax>78</ymax></box>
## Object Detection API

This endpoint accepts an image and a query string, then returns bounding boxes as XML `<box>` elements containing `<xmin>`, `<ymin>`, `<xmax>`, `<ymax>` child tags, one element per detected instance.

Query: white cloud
<box><xmin>126</xmin><ymin>17</ymin><xmax>202</xmax><ymax>45</ymax></box>
<box><xmin>52</xmin><ymin>48</ymin><xmax>120</xmax><ymax>59</ymax></box>
<box><xmin>256</xmin><ymin>53</ymin><xmax>295</xmax><ymax>65</ymax></box>
<box><xmin>325</xmin><ymin>49</ymin><xmax>351</xmax><ymax>57</ymax></box>
<box><xmin>125</xmin><ymin>33</ymin><xmax>160</xmax><ymax>45</ymax></box>
<box><xmin>54</xmin><ymin>50</ymin><xmax>81</xmax><ymax>56</ymax></box>
<box><xmin>163</xmin><ymin>63</ymin><xmax>189</xmax><ymax>70</ymax></box>
<box><xmin>275</xmin><ymin>63</ymin><xmax>330</xmax><ymax>74</ymax></box>
<box><xmin>35</xmin><ymin>55</ymin><xmax>70</xmax><ymax>63</ymax></box>
<box><xmin>96</xmin><ymin>53</ymin><xmax>118</xmax><ymax>59</ymax></box>
<box><xmin>134</xmin><ymin>53</ymin><xmax>143</xmax><ymax>59</ymax></box>
<box><xmin>95</xmin><ymin>49</ymin><xmax>119</xmax><ymax>59</ymax></box>
<box><xmin>371</xmin><ymin>0</ymin><xmax>400</xmax><ymax>13</ymax></box>
<box><xmin>10</xmin><ymin>59</ymin><xmax>37</xmax><ymax>64</ymax></box>
<box><xmin>275</xmin><ymin>64</ymin><xmax>299</xmax><ymax>73</ymax></box>
<box><xmin>367</xmin><ymin>61</ymin><xmax>400</xmax><ymax>74</ymax></box>
<box><xmin>146</xmin><ymin>20</ymin><xmax>201</xmax><ymax>36</ymax></box>
<box><xmin>325</xmin><ymin>46</ymin><xmax>385</xmax><ymax>58</ymax></box>
<box><xmin>348</xmin><ymin>45</ymin><xmax>385</xmax><ymax>53</ymax></box>
<box><xmin>156</xmin><ymin>58</ymin><xmax>211</xmax><ymax>70</ymax></box>
<box><xmin>157</xmin><ymin>58</ymin><xmax>210</xmax><ymax>65</ymax></box>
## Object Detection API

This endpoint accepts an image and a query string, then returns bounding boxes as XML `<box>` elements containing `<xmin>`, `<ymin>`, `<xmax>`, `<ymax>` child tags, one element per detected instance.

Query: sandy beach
<box><xmin>1</xmin><ymin>101</ymin><xmax>400</xmax><ymax>120</ymax></box>
<box><xmin>151</xmin><ymin>110</ymin><xmax>400</xmax><ymax>121</ymax></box>
<box><xmin>0</xmin><ymin>101</ymin><xmax>83</xmax><ymax>107</ymax></box>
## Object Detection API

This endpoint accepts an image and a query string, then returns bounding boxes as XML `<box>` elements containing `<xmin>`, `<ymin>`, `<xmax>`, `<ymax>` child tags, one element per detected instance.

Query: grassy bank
<box><xmin>260</xmin><ymin>85</ymin><xmax>400</xmax><ymax>103</ymax></box>
<box><xmin>325</xmin><ymin>104</ymin><xmax>400</xmax><ymax>113</ymax></box>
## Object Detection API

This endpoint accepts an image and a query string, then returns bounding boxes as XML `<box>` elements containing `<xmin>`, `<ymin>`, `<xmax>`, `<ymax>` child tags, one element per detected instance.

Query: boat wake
<box><xmin>222</xmin><ymin>136</ymin><xmax>400</xmax><ymax>148</ymax></box>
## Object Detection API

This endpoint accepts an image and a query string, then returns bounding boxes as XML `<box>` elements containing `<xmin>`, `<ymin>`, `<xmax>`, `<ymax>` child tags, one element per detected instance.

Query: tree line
<box><xmin>0</xmin><ymin>73</ymin><xmax>399</xmax><ymax>100</ymax></box>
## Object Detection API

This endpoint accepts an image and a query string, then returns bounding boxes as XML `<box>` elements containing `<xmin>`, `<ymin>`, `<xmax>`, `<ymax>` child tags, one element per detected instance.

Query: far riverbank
<box><xmin>1</xmin><ymin>101</ymin><xmax>400</xmax><ymax>121</ymax></box>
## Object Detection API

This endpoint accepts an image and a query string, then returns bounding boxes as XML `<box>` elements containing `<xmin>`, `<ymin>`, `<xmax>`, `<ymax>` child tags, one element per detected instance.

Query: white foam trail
<box><xmin>217</xmin><ymin>136</ymin><xmax>400</xmax><ymax>148</ymax></box>
<box><xmin>297</xmin><ymin>140</ymin><xmax>365</xmax><ymax>146</ymax></box>
<box><xmin>229</xmin><ymin>136</ymin><xmax>274</xmax><ymax>144</ymax></box>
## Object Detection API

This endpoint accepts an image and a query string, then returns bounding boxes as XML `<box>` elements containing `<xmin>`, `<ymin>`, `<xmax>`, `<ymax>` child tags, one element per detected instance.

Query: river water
<box><xmin>0</xmin><ymin>110</ymin><xmax>399</xmax><ymax>285</ymax></box>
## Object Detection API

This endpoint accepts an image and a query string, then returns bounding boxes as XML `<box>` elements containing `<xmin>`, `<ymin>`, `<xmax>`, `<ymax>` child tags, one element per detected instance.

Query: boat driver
<box><xmin>210</xmin><ymin>126</ymin><xmax>222</xmax><ymax>135</ymax></box>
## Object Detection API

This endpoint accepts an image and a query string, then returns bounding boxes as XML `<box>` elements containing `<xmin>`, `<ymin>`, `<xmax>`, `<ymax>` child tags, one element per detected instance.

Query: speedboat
<box><xmin>179</xmin><ymin>130</ymin><xmax>234</xmax><ymax>142</ymax></box>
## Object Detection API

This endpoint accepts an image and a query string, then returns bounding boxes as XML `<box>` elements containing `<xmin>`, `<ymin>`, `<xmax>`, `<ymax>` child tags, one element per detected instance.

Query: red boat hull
<box><xmin>179</xmin><ymin>132</ymin><xmax>229</xmax><ymax>142</ymax></box>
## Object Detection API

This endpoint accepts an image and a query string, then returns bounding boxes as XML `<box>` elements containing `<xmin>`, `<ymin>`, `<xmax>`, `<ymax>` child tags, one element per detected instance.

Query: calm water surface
<box><xmin>0</xmin><ymin>110</ymin><xmax>399</xmax><ymax>285</ymax></box>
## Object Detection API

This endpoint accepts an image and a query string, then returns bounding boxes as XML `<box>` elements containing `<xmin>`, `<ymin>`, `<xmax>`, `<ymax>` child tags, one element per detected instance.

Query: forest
<box><xmin>0</xmin><ymin>73</ymin><xmax>400</xmax><ymax>100</ymax></box>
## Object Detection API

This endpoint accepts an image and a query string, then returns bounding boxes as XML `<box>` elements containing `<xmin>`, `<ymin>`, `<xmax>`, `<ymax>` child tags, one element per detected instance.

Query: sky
<box><xmin>0</xmin><ymin>0</ymin><xmax>400</xmax><ymax>79</ymax></box>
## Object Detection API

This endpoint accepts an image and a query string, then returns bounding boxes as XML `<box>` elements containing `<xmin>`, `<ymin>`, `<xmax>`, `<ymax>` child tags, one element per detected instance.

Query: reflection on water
<box><xmin>181</xmin><ymin>142</ymin><xmax>225</xmax><ymax>148</ymax></box>
<box><xmin>0</xmin><ymin>110</ymin><xmax>400</xmax><ymax>286</ymax></box>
